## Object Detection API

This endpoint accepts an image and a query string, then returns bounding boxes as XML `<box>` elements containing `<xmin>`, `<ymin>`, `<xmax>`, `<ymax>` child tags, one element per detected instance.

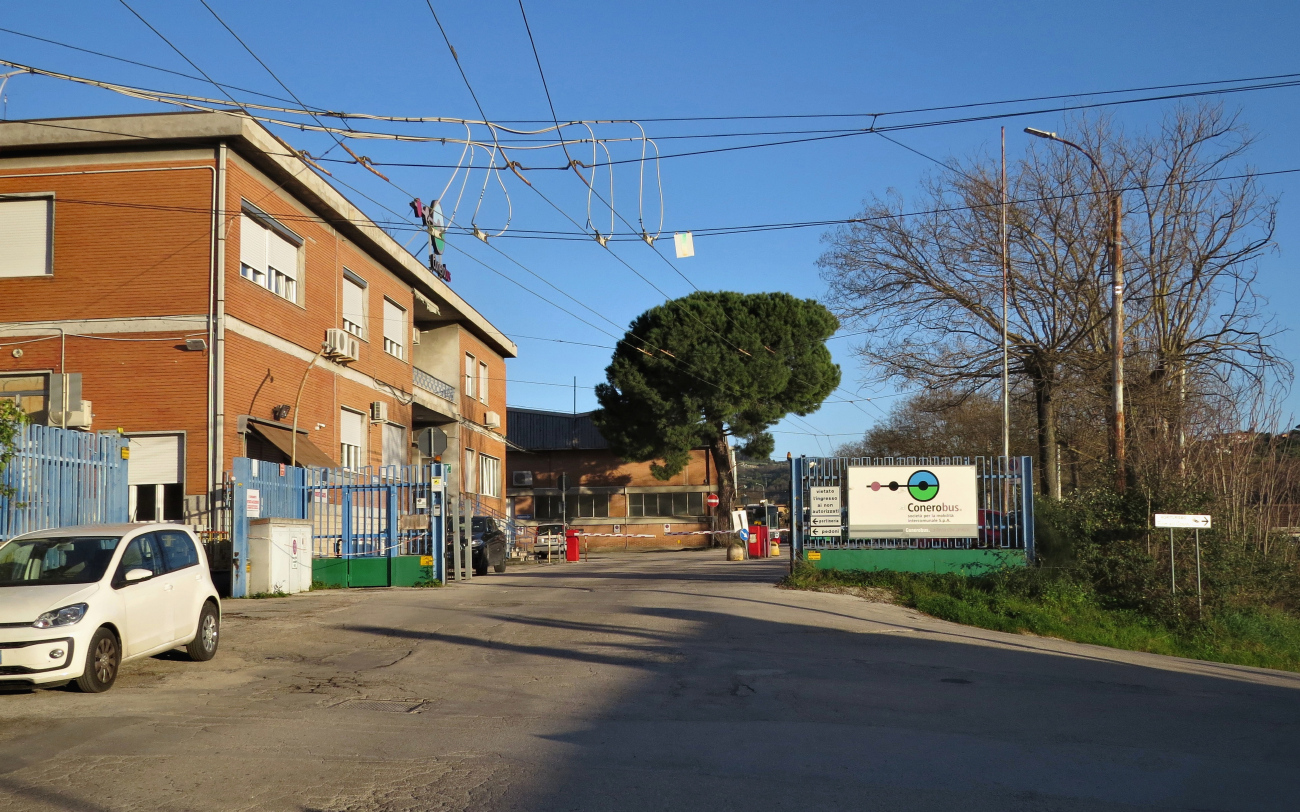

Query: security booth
<box><xmin>789</xmin><ymin>456</ymin><xmax>1035</xmax><ymax>574</ymax></box>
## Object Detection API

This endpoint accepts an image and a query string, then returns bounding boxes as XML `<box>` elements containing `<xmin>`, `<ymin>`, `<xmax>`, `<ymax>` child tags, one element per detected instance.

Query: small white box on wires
<box><xmin>674</xmin><ymin>231</ymin><xmax>695</xmax><ymax>258</ymax></box>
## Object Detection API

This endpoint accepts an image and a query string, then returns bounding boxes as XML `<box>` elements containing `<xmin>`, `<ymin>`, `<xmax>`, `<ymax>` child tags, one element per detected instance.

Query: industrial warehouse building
<box><xmin>505</xmin><ymin>407</ymin><xmax>720</xmax><ymax>550</ymax></box>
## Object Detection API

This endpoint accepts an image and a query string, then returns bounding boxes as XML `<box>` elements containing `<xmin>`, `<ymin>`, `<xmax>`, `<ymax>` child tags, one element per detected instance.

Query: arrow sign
<box><xmin>738</xmin><ymin>528</ymin><xmax>750</xmax><ymax>542</ymax></box>
<box><xmin>1153</xmin><ymin>514</ymin><xmax>1212</xmax><ymax>529</ymax></box>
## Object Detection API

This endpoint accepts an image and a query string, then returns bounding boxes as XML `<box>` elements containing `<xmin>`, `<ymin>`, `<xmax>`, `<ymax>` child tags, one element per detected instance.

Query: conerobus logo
<box><xmin>907</xmin><ymin>470</ymin><xmax>939</xmax><ymax>502</ymax></box>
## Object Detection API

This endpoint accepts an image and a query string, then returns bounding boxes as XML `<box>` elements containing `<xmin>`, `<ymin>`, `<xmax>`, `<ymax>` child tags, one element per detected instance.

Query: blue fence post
<box><xmin>433</xmin><ymin>464</ymin><xmax>446</xmax><ymax>584</ymax></box>
<box><xmin>230</xmin><ymin>457</ymin><xmax>250</xmax><ymax>598</ymax></box>
<box><xmin>1020</xmin><ymin>456</ymin><xmax>1036</xmax><ymax>563</ymax></box>
<box><xmin>386</xmin><ymin>484</ymin><xmax>399</xmax><ymax>586</ymax></box>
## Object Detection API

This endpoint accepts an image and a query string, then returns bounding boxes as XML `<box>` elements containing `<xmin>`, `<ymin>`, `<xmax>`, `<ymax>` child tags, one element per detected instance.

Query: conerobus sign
<box><xmin>847</xmin><ymin>465</ymin><xmax>979</xmax><ymax>538</ymax></box>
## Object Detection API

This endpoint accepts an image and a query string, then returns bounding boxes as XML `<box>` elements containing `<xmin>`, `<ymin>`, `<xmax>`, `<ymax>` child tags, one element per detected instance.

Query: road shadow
<box><xmin>348</xmin><ymin>597</ymin><xmax>1300</xmax><ymax>811</ymax></box>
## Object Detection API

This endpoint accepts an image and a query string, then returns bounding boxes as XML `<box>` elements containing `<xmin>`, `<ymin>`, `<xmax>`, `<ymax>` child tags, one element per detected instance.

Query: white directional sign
<box><xmin>809</xmin><ymin>486</ymin><xmax>842</xmax><ymax>536</ymax></box>
<box><xmin>1153</xmin><ymin>514</ymin><xmax>1211</xmax><ymax>529</ymax></box>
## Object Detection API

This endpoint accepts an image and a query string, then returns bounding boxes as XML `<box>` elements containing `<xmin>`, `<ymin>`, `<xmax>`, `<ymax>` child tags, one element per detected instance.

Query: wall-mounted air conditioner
<box><xmin>484</xmin><ymin>410</ymin><xmax>501</xmax><ymax>429</ymax></box>
<box><xmin>513</xmin><ymin>471</ymin><xmax>533</xmax><ymax>486</ymax></box>
<box><xmin>324</xmin><ymin>328</ymin><xmax>359</xmax><ymax>363</ymax></box>
<box><xmin>64</xmin><ymin>400</ymin><xmax>93</xmax><ymax>429</ymax></box>
<box><xmin>370</xmin><ymin>401</ymin><xmax>388</xmax><ymax>423</ymax></box>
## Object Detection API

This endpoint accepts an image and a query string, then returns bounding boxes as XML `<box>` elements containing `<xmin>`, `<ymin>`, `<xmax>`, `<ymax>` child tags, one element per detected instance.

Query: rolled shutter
<box><xmin>0</xmin><ymin>198</ymin><xmax>52</xmax><ymax>278</ymax></box>
<box><xmin>239</xmin><ymin>214</ymin><xmax>267</xmax><ymax>275</ymax></box>
<box><xmin>267</xmin><ymin>230</ymin><xmax>299</xmax><ymax>281</ymax></box>
<box><xmin>128</xmin><ymin>435</ymin><xmax>183</xmax><ymax>485</ymax></box>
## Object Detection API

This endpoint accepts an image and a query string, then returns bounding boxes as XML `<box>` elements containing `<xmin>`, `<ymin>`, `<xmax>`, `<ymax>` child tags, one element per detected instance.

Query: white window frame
<box><xmin>464</xmin><ymin>353</ymin><xmax>476</xmax><ymax>399</ymax></box>
<box><xmin>342</xmin><ymin>270</ymin><xmax>367</xmax><ymax>339</ymax></box>
<box><xmin>478</xmin><ymin>361</ymin><xmax>489</xmax><ymax>405</ymax></box>
<box><xmin>464</xmin><ymin>448</ymin><xmax>477</xmax><ymax>493</ymax></box>
<box><xmin>479</xmin><ymin>453</ymin><xmax>501</xmax><ymax>498</ymax></box>
<box><xmin>0</xmin><ymin>195</ymin><xmax>54</xmax><ymax>278</ymax></box>
<box><xmin>382</xmin><ymin>298</ymin><xmax>407</xmax><ymax>360</ymax></box>
<box><xmin>340</xmin><ymin>407</ymin><xmax>366</xmax><ymax>469</ymax></box>
<box><xmin>239</xmin><ymin>204</ymin><xmax>302</xmax><ymax>304</ymax></box>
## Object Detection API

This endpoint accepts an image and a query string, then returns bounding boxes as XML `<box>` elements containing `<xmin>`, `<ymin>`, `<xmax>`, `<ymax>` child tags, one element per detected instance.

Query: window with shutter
<box><xmin>340</xmin><ymin>408</ymin><xmax>364</xmax><ymax>468</ymax></box>
<box><xmin>383</xmin><ymin>299</ymin><xmax>406</xmax><ymax>360</ymax></box>
<box><xmin>464</xmin><ymin>354</ymin><xmax>476</xmax><ymax>398</ymax></box>
<box><xmin>0</xmin><ymin>197</ymin><xmax>53</xmax><ymax>278</ymax></box>
<box><xmin>479</xmin><ymin>361</ymin><xmax>489</xmax><ymax>405</ymax></box>
<box><xmin>342</xmin><ymin>273</ymin><xmax>366</xmax><ymax>337</ymax></box>
<box><xmin>382</xmin><ymin>423</ymin><xmax>405</xmax><ymax>468</ymax></box>
<box><xmin>238</xmin><ymin>206</ymin><xmax>301</xmax><ymax>303</ymax></box>
<box><xmin>479</xmin><ymin>454</ymin><xmax>501</xmax><ymax>497</ymax></box>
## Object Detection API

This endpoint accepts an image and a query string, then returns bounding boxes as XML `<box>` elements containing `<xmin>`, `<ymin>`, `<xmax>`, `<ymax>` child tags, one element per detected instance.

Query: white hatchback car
<box><xmin>0</xmin><ymin>523</ymin><xmax>221</xmax><ymax>692</ymax></box>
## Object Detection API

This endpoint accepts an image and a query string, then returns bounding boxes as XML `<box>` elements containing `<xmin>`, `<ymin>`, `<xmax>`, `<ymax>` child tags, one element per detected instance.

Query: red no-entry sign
<box><xmin>706</xmin><ymin>493</ymin><xmax>720</xmax><ymax>508</ymax></box>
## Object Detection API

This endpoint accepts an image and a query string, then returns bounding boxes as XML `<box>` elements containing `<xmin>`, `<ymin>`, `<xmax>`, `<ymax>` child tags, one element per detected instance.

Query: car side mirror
<box><xmin>124</xmin><ymin>568</ymin><xmax>153</xmax><ymax>582</ymax></box>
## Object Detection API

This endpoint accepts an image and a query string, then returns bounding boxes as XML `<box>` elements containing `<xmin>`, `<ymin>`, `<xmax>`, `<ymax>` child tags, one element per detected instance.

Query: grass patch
<box><xmin>310</xmin><ymin>580</ymin><xmax>343</xmax><ymax>591</ymax></box>
<box><xmin>781</xmin><ymin>563</ymin><xmax>1300</xmax><ymax>673</ymax></box>
<box><xmin>242</xmin><ymin>589</ymin><xmax>289</xmax><ymax>599</ymax></box>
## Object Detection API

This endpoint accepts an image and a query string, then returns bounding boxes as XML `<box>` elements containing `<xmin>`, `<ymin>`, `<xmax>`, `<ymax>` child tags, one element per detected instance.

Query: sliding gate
<box><xmin>789</xmin><ymin>455</ymin><xmax>1035</xmax><ymax>574</ymax></box>
<box><xmin>226</xmin><ymin>458</ymin><xmax>446</xmax><ymax>596</ymax></box>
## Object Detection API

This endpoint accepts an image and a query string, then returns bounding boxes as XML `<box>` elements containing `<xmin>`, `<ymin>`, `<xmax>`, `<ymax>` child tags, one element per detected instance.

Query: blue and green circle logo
<box><xmin>907</xmin><ymin>470</ymin><xmax>939</xmax><ymax>502</ymax></box>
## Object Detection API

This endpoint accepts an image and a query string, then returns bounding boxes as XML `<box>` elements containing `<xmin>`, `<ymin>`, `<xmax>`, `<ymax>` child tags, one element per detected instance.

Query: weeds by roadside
<box><xmin>780</xmin><ymin>562</ymin><xmax>1300</xmax><ymax>673</ymax></box>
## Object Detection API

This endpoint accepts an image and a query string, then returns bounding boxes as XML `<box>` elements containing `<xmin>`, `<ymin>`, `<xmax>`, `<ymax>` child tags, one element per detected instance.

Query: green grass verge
<box><xmin>781</xmin><ymin>563</ymin><xmax>1300</xmax><ymax>673</ymax></box>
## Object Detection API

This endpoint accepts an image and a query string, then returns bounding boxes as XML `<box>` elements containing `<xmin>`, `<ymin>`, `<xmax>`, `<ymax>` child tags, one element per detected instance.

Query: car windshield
<box><xmin>0</xmin><ymin>536</ymin><xmax>122</xmax><ymax>587</ymax></box>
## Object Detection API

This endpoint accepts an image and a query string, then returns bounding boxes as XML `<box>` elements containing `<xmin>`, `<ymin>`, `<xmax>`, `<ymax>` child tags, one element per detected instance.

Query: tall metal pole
<box><xmin>1001</xmin><ymin>127</ymin><xmax>1011</xmax><ymax>462</ymax></box>
<box><xmin>1111</xmin><ymin>195</ymin><xmax>1126</xmax><ymax>492</ymax></box>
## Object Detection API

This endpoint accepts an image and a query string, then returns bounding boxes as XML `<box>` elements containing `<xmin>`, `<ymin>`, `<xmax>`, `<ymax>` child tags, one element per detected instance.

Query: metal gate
<box><xmin>222</xmin><ymin>458</ymin><xmax>446</xmax><ymax>596</ymax></box>
<box><xmin>789</xmin><ymin>455</ymin><xmax>1035</xmax><ymax>567</ymax></box>
<box><xmin>1</xmin><ymin>425</ymin><xmax>129</xmax><ymax>541</ymax></box>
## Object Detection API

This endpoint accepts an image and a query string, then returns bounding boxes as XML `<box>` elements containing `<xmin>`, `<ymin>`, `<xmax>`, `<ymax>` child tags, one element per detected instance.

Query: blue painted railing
<box><xmin>0</xmin><ymin>424</ymin><xmax>129</xmax><ymax>541</ymax></box>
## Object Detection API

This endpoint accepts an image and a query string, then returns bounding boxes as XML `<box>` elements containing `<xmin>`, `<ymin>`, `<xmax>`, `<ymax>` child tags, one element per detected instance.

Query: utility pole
<box><xmin>1001</xmin><ymin>127</ymin><xmax>1011</xmax><ymax>463</ymax></box>
<box><xmin>1025</xmin><ymin>127</ymin><xmax>1126</xmax><ymax>492</ymax></box>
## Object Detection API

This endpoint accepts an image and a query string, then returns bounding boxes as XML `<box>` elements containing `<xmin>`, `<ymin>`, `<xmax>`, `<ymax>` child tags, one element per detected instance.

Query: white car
<box><xmin>0</xmin><ymin>523</ymin><xmax>221</xmax><ymax>692</ymax></box>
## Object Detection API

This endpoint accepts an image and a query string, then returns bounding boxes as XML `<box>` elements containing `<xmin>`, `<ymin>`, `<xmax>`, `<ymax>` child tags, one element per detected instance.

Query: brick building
<box><xmin>505</xmin><ymin>407</ymin><xmax>720</xmax><ymax>550</ymax></box>
<box><xmin>0</xmin><ymin>111</ymin><xmax>515</xmax><ymax>522</ymax></box>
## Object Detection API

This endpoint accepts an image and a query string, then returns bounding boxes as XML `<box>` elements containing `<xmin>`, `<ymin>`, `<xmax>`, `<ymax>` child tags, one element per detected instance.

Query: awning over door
<box><xmin>248</xmin><ymin>422</ymin><xmax>336</xmax><ymax>469</ymax></box>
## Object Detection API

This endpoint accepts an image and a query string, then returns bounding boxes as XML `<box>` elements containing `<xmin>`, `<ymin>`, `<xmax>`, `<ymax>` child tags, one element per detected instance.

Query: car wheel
<box><xmin>493</xmin><ymin>562</ymin><xmax>506</xmax><ymax>573</ymax></box>
<box><xmin>74</xmin><ymin>628</ymin><xmax>120</xmax><ymax>693</ymax></box>
<box><xmin>185</xmin><ymin>602</ymin><xmax>220</xmax><ymax>662</ymax></box>
<box><xmin>474</xmin><ymin>560</ymin><xmax>488</xmax><ymax>576</ymax></box>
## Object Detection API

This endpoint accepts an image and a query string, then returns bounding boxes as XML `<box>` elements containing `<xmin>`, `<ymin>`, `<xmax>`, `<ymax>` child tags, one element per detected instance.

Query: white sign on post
<box><xmin>847</xmin><ymin>466</ymin><xmax>979</xmax><ymax>538</ymax></box>
<box><xmin>730</xmin><ymin>509</ymin><xmax>749</xmax><ymax>532</ymax></box>
<box><xmin>1154</xmin><ymin>514</ymin><xmax>1212</xmax><ymax>529</ymax></box>
<box><xmin>246</xmin><ymin>488</ymin><xmax>261</xmax><ymax>518</ymax></box>
<box><xmin>809</xmin><ymin>486</ymin><xmax>842</xmax><ymax>536</ymax></box>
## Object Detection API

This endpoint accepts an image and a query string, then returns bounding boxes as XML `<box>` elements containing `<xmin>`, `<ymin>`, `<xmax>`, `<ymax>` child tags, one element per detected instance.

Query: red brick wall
<box><xmin>0</xmin><ymin>157</ymin><xmax>216</xmax><ymax>322</ymax></box>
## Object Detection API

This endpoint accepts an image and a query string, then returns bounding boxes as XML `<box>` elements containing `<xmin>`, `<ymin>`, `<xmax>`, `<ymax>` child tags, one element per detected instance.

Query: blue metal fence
<box><xmin>1</xmin><ymin>424</ymin><xmax>129</xmax><ymax>541</ymax></box>
<box><xmin>226</xmin><ymin>458</ymin><xmax>445</xmax><ymax>596</ymax></box>
<box><xmin>790</xmin><ymin>455</ymin><xmax>1035</xmax><ymax>561</ymax></box>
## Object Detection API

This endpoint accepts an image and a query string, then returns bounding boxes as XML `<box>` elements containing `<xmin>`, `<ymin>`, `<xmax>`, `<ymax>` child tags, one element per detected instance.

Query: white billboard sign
<box><xmin>847</xmin><ymin>465</ymin><xmax>979</xmax><ymax>538</ymax></box>
<box><xmin>1153</xmin><ymin>514</ymin><xmax>1211</xmax><ymax>529</ymax></box>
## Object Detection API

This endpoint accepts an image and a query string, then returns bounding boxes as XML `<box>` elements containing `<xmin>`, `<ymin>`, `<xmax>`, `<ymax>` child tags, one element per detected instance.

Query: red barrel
<box><xmin>565</xmin><ymin>529</ymin><xmax>581</xmax><ymax>562</ymax></box>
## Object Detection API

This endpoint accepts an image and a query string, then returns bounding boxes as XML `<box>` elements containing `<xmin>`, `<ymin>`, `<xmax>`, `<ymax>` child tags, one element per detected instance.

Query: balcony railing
<box><xmin>414</xmin><ymin>367</ymin><xmax>457</xmax><ymax>403</ymax></box>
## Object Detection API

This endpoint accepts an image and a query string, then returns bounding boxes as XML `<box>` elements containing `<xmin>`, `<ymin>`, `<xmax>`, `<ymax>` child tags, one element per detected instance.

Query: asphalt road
<box><xmin>1</xmin><ymin>552</ymin><xmax>1298</xmax><ymax>811</ymax></box>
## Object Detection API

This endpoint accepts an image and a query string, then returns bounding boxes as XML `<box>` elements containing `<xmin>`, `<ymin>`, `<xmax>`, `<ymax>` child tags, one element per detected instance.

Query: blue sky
<box><xmin>4</xmin><ymin>1</ymin><xmax>1299</xmax><ymax>457</ymax></box>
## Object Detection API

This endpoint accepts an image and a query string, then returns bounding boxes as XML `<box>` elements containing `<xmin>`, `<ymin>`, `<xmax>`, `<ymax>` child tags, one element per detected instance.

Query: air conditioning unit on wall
<box><xmin>324</xmin><ymin>328</ymin><xmax>359</xmax><ymax>363</ymax></box>
<box><xmin>484</xmin><ymin>410</ymin><xmax>501</xmax><ymax>429</ymax></box>
<box><xmin>370</xmin><ymin>401</ymin><xmax>388</xmax><ymax>423</ymax></box>
<box><xmin>64</xmin><ymin>400</ymin><xmax>92</xmax><ymax>429</ymax></box>
<box><xmin>513</xmin><ymin>471</ymin><xmax>533</xmax><ymax>486</ymax></box>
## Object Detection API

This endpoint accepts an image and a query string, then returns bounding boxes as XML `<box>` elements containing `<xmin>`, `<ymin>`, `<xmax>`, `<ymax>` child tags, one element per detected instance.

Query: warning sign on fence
<box><xmin>246</xmin><ymin>488</ymin><xmax>261</xmax><ymax>518</ymax></box>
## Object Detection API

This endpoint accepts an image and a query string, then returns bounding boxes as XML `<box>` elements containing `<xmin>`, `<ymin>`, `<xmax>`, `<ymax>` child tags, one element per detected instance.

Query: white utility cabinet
<box><xmin>248</xmin><ymin>518</ymin><xmax>313</xmax><ymax>595</ymax></box>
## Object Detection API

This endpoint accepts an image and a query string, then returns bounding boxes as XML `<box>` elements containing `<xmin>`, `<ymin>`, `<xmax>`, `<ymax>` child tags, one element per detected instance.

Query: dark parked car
<box><xmin>445</xmin><ymin>516</ymin><xmax>508</xmax><ymax>576</ymax></box>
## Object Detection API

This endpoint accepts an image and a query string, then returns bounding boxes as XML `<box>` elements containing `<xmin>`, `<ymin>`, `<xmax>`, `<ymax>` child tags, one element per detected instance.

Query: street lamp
<box><xmin>1024</xmin><ymin>127</ymin><xmax>1126</xmax><ymax>492</ymax></box>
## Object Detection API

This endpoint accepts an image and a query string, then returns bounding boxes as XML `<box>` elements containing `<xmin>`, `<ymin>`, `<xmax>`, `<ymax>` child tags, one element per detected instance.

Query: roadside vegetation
<box><xmin>806</xmin><ymin>104</ymin><xmax>1300</xmax><ymax>674</ymax></box>
<box><xmin>783</xmin><ymin>483</ymin><xmax>1300</xmax><ymax>673</ymax></box>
